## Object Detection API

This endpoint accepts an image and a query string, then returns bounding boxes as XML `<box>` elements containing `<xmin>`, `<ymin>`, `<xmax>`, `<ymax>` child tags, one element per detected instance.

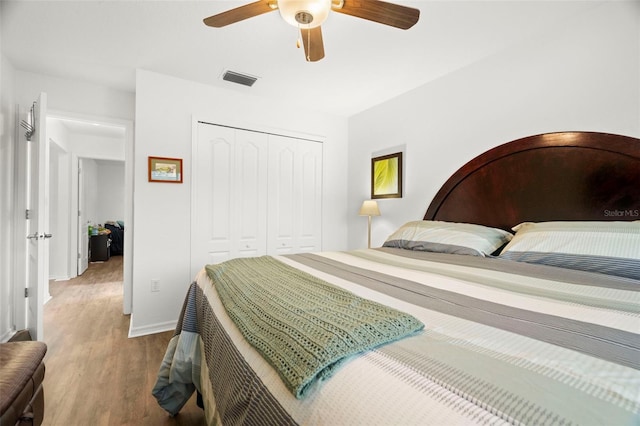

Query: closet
<box><xmin>191</xmin><ymin>122</ymin><xmax>322</xmax><ymax>277</ymax></box>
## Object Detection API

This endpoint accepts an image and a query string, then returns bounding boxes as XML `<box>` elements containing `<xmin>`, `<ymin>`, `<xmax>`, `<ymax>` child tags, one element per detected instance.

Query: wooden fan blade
<box><xmin>204</xmin><ymin>0</ymin><xmax>276</xmax><ymax>27</ymax></box>
<box><xmin>301</xmin><ymin>27</ymin><xmax>325</xmax><ymax>62</ymax></box>
<box><xmin>333</xmin><ymin>0</ymin><xmax>419</xmax><ymax>29</ymax></box>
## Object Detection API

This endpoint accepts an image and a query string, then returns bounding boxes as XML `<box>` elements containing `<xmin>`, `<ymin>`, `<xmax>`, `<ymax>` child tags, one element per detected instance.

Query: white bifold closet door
<box><xmin>191</xmin><ymin>122</ymin><xmax>322</xmax><ymax>278</ymax></box>
<box><xmin>267</xmin><ymin>134</ymin><xmax>322</xmax><ymax>255</ymax></box>
<box><xmin>191</xmin><ymin>124</ymin><xmax>268</xmax><ymax>275</ymax></box>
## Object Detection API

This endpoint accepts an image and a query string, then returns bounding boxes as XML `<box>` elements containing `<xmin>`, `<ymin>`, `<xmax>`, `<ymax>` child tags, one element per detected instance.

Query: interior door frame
<box><xmin>77</xmin><ymin>157</ymin><xmax>89</xmax><ymax>276</ymax></box>
<box><xmin>12</xmin><ymin>105</ymin><xmax>31</xmax><ymax>335</ymax></box>
<box><xmin>17</xmin><ymin>93</ymin><xmax>49</xmax><ymax>342</ymax></box>
<box><xmin>48</xmin><ymin>110</ymin><xmax>134</xmax><ymax>315</ymax></box>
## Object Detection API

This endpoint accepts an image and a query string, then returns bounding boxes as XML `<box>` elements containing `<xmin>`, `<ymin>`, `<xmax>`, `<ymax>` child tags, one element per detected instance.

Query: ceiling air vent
<box><xmin>222</xmin><ymin>70</ymin><xmax>258</xmax><ymax>87</ymax></box>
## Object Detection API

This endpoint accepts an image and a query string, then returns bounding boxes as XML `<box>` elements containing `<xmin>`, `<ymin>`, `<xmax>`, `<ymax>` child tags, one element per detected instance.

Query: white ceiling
<box><xmin>1</xmin><ymin>0</ymin><xmax>606</xmax><ymax>117</ymax></box>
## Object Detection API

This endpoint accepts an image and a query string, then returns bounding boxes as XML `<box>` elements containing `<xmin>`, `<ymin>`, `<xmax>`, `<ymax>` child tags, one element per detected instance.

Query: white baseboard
<box><xmin>52</xmin><ymin>276</ymin><xmax>73</xmax><ymax>281</ymax></box>
<box><xmin>128</xmin><ymin>319</ymin><xmax>176</xmax><ymax>338</ymax></box>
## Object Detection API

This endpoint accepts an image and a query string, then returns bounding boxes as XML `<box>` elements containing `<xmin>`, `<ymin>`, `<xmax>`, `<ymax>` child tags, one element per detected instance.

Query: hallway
<box><xmin>43</xmin><ymin>257</ymin><xmax>204</xmax><ymax>425</ymax></box>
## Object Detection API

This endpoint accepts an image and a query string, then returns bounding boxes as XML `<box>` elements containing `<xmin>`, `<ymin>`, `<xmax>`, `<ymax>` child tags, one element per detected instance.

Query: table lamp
<box><xmin>359</xmin><ymin>200</ymin><xmax>381</xmax><ymax>248</ymax></box>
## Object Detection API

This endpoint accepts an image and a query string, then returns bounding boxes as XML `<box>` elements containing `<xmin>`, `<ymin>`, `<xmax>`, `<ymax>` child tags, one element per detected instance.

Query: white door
<box><xmin>25</xmin><ymin>93</ymin><xmax>49</xmax><ymax>341</ymax></box>
<box><xmin>296</xmin><ymin>140</ymin><xmax>323</xmax><ymax>252</ymax></box>
<box><xmin>235</xmin><ymin>129</ymin><xmax>268</xmax><ymax>257</ymax></box>
<box><xmin>267</xmin><ymin>136</ymin><xmax>323</xmax><ymax>254</ymax></box>
<box><xmin>191</xmin><ymin>123</ymin><xmax>268</xmax><ymax>277</ymax></box>
<box><xmin>77</xmin><ymin>159</ymin><xmax>89</xmax><ymax>275</ymax></box>
<box><xmin>267</xmin><ymin>135</ymin><xmax>297</xmax><ymax>254</ymax></box>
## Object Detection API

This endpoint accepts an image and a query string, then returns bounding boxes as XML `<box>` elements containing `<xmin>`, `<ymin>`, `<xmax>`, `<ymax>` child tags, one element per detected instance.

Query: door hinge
<box><xmin>24</xmin><ymin>288</ymin><xmax>29</xmax><ymax>298</ymax></box>
<box><xmin>25</xmin><ymin>209</ymin><xmax>30</xmax><ymax>220</ymax></box>
<box><xmin>78</xmin><ymin>210</ymin><xmax>81</xmax><ymax>217</ymax></box>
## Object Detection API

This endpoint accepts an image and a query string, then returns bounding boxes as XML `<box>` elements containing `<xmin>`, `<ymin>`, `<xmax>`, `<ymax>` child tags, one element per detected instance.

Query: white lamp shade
<box><xmin>359</xmin><ymin>200</ymin><xmax>380</xmax><ymax>216</ymax></box>
<box><xmin>277</xmin><ymin>0</ymin><xmax>332</xmax><ymax>28</ymax></box>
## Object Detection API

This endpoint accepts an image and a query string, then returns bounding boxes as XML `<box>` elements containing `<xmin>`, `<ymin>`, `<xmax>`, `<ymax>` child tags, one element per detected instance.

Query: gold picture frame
<box><xmin>371</xmin><ymin>152</ymin><xmax>402</xmax><ymax>199</ymax></box>
<box><xmin>148</xmin><ymin>156</ymin><xmax>183</xmax><ymax>183</ymax></box>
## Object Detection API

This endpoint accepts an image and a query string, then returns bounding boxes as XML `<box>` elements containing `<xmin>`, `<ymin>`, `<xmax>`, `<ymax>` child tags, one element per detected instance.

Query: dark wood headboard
<box><xmin>424</xmin><ymin>132</ymin><xmax>640</xmax><ymax>231</ymax></box>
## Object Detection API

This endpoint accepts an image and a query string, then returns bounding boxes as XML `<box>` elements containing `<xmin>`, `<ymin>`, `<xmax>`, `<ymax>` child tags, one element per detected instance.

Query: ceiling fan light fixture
<box><xmin>203</xmin><ymin>0</ymin><xmax>420</xmax><ymax>62</ymax></box>
<box><xmin>277</xmin><ymin>0</ymin><xmax>332</xmax><ymax>28</ymax></box>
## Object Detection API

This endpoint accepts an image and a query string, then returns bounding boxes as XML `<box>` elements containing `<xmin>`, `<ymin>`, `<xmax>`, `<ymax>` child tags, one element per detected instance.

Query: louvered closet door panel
<box><xmin>192</xmin><ymin>124</ymin><xmax>236</xmax><ymax>276</ymax></box>
<box><xmin>268</xmin><ymin>135</ymin><xmax>297</xmax><ymax>254</ymax></box>
<box><xmin>235</xmin><ymin>129</ymin><xmax>268</xmax><ymax>257</ymax></box>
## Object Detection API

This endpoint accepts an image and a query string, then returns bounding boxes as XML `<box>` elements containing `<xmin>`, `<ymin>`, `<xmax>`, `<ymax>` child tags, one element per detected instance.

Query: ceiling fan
<box><xmin>203</xmin><ymin>0</ymin><xmax>420</xmax><ymax>62</ymax></box>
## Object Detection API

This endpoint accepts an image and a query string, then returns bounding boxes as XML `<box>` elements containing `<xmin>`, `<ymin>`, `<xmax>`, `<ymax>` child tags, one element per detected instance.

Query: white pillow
<box><xmin>383</xmin><ymin>220</ymin><xmax>512</xmax><ymax>257</ymax></box>
<box><xmin>499</xmin><ymin>221</ymin><xmax>640</xmax><ymax>280</ymax></box>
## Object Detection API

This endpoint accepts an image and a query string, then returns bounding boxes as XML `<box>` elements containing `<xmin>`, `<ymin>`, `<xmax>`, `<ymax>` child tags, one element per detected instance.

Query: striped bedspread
<box><xmin>154</xmin><ymin>248</ymin><xmax>640</xmax><ymax>425</ymax></box>
<box><xmin>204</xmin><ymin>256</ymin><xmax>423</xmax><ymax>399</ymax></box>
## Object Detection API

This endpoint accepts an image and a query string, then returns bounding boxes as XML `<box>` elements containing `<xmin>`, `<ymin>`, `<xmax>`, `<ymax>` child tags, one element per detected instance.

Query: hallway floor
<box><xmin>43</xmin><ymin>256</ymin><xmax>205</xmax><ymax>425</ymax></box>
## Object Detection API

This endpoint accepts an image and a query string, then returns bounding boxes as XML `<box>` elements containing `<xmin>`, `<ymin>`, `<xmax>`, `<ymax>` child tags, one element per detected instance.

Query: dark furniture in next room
<box><xmin>89</xmin><ymin>233</ymin><xmax>110</xmax><ymax>262</ymax></box>
<box><xmin>104</xmin><ymin>223</ymin><xmax>124</xmax><ymax>256</ymax></box>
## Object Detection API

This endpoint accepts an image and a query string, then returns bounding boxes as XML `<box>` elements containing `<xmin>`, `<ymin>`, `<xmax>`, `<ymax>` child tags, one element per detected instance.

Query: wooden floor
<box><xmin>43</xmin><ymin>256</ymin><xmax>205</xmax><ymax>425</ymax></box>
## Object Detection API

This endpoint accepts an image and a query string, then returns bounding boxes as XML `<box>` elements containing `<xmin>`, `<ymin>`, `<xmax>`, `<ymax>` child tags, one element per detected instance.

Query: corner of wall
<box><xmin>0</xmin><ymin>52</ymin><xmax>17</xmax><ymax>339</ymax></box>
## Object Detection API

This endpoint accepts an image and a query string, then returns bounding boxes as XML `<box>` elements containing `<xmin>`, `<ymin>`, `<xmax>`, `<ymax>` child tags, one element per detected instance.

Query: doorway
<box><xmin>46</xmin><ymin>112</ymin><xmax>134</xmax><ymax>315</ymax></box>
<box><xmin>78</xmin><ymin>158</ymin><xmax>126</xmax><ymax>270</ymax></box>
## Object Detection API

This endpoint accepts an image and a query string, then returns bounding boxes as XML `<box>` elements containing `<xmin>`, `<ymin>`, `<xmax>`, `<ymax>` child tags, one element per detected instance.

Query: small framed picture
<box><xmin>371</xmin><ymin>152</ymin><xmax>402</xmax><ymax>199</ymax></box>
<box><xmin>148</xmin><ymin>156</ymin><xmax>183</xmax><ymax>183</ymax></box>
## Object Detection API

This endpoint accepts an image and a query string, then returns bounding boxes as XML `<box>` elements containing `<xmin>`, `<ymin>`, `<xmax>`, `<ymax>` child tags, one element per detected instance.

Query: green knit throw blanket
<box><xmin>205</xmin><ymin>256</ymin><xmax>424</xmax><ymax>399</ymax></box>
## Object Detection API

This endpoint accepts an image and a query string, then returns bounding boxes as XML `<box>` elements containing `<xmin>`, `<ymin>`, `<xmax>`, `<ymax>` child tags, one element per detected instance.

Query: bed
<box><xmin>153</xmin><ymin>131</ymin><xmax>640</xmax><ymax>425</ymax></box>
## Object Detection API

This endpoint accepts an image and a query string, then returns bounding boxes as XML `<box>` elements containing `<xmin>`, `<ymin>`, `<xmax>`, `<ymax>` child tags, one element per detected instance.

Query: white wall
<box><xmin>48</xmin><ymin>141</ymin><xmax>72</xmax><ymax>280</ymax></box>
<box><xmin>47</xmin><ymin>120</ymin><xmax>72</xmax><ymax>280</ymax></box>
<box><xmin>96</xmin><ymin>160</ymin><xmax>125</xmax><ymax>223</ymax></box>
<box><xmin>131</xmin><ymin>70</ymin><xmax>349</xmax><ymax>336</ymax></box>
<box><xmin>347</xmin><ymin>1</ymin><xmax>640</xmax><ymax>249</ymax></box>
<box><xmin>0</xmin><ymin>51</ymin><xmax>17</xmax><ymax>341</ymax></box>
<box><xmin>15</xmin><ymin>70</ymin><xmax>135</xmax><ymax>121</ymax></box>
<box><xmin>47</xmin><ymin>119</ymin><xmax>71</xmax><ymax>151</ymax></box>
<box><xmin>68</xmin><ymin>133</ymin><xmax>125</xmax><ymax>161</ymax></box>
<box><xmin>82</xmin><ymin>159</ymin><xmax>99</xmax><ymax>227</ymax></box>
